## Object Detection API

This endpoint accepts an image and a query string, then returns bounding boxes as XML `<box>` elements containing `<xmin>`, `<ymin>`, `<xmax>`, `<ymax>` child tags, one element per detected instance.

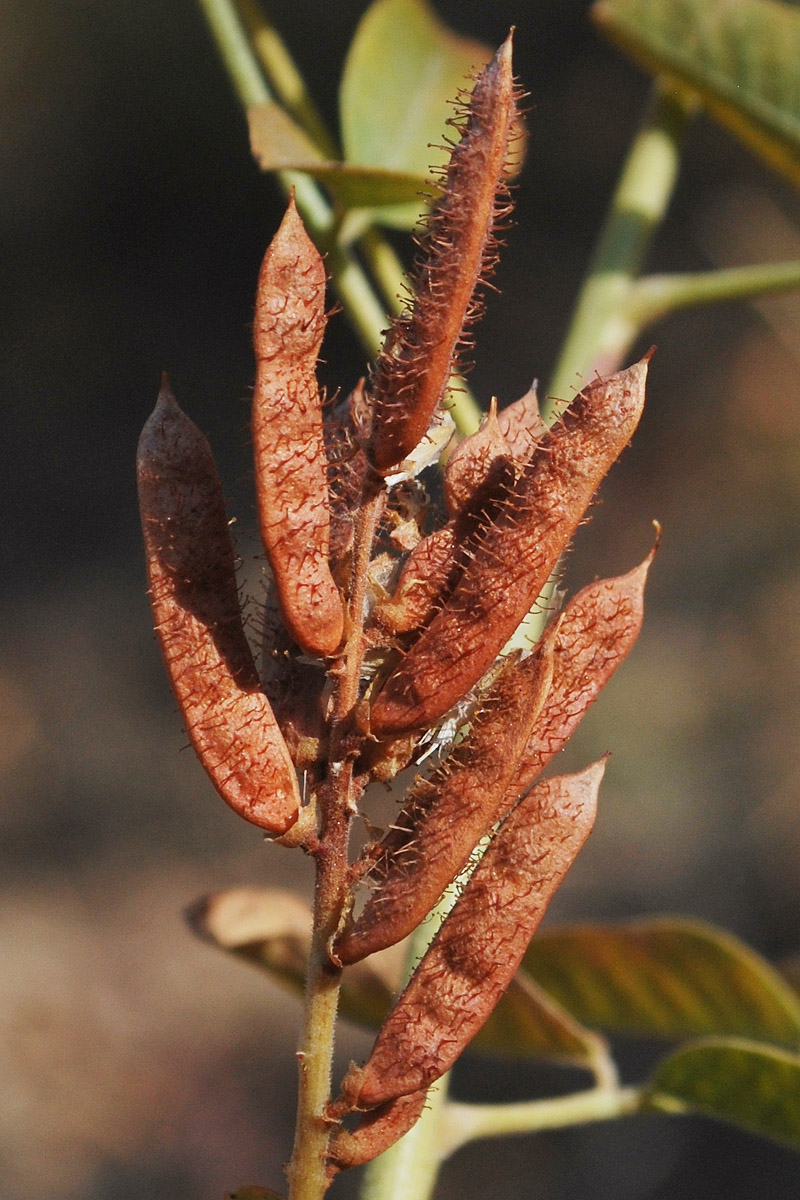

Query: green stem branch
<box><xmin>544</xmin><ymin>80</ymin><xmax>694</xmax><ymax>419</ymax></box>
<box><xmin>439</xmin><ymin>1086</ymin><xmax>643</xmax><ymax>1161</ymax></box>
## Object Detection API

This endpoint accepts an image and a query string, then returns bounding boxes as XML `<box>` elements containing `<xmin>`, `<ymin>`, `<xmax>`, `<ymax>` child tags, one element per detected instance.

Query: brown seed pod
<box><xmin>339</xmin><ymin>761</ymin><xmax>603</xmax><ymax>1111</ymax></box>
<box><xmin>506</xmin><ymin>542</ymin><xmax>656</xmax><ymax>801</ymax></box>
<box><xmin>369</xmin><ymin>357</ymin><xmax>649</xmax><ymax>736</ymax></box>
<box><xmin>252</xmin><ymin>193</ymin><xmax>343</xmax><ymax>658</ymax></box>
<box><xmin>375</xmin><ymin>449</ymin><xmax>518</xmax><ymax>639</ymax></box>
<box><xmin>326</xmin><ymin>1089</ymin><xmax>428</xmax><ymax>1174</ymax></box>
<box><xmin>443</xmin><ymin>399</ymin><xmax>512</xmax><ymax>516</ymax></box>
<box><xmin>368</xmin><ymin>35</ymin><xmax>521</xmax><ymax>473</ymax></box>
<box><xmin>137</xmin><ymin>379</ymin><xmax>301</xmax><ymax>834</ymax></box>
<box><xmin>497</xmin><ymin>381</ymin><xmax>545</xmax><ymax>462</ymax></box>
<box><xmin>334</xmin><ymin>639</ymin><xmax>555</xmax><ymax>965</ymax></box>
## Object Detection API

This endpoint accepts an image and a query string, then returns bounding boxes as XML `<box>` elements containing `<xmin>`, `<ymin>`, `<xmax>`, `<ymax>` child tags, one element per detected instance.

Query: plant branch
<box><xmin>626</xmin><ymin>259</ymin><xmax>800</xmax><ymax>324</ymax></box>
<box><xmin>544</xmin><ymin>80</ymin><xmax>694</xmax><ymax>419</ymax></box>
<box><xmin>438</xmin><ymin>1085</ymin><xmax>643</xmax><ymax>1161</ymax></box>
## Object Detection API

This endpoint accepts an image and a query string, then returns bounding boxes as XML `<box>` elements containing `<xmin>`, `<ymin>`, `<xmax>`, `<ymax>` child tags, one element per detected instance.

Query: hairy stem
<box><xmin>287</xmin><ymin>483</ymin><xmax>384</xmax><ymax>1200</ymax></box>
<box><xmin>544</xmin><ymin>79</ymin><xmax>694</xmax><ymax>418</ymax></box>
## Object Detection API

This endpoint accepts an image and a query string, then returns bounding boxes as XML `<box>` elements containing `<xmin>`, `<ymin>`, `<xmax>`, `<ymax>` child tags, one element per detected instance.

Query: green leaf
<box><xmin>338</xmin><ymin>0</ymin><xmax>492</xmax><ymax>228</ymax></box>
<box><xmin>646</xmin><ymin>1037</ymin><xmax>800</xmax><ymax>1149</ymax></box>
<box><xmin>523</xmin><ymin>917</ymin><xmax>800</xmax><ymax>1047</ymax></box>
<box><xmin>472</xmin><ymin>972</ymin><xmax>610</xmax><ymax>1070</ymax></box>
<box><xmin>248</xmin><ymin>101</ymin><xmax>440</xmax><ymax>211</ymax></box>
<box><xmin>593</xmin><ymin>0</ymin><xmax>800</xmax><ymax>190</ymax></box>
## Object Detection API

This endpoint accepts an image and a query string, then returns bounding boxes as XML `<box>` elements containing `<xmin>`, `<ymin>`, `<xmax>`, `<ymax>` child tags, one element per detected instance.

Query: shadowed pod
<box><xmin>136</xmin><ymin>379</ymin><xmax>301</xmax><ymax>835</ymax></box>
<box><xmin>337</xmin><ymin>542</ymin><xmax>653</xmax><ymax>965</ymax></box>
<box><xmin>334</xmin><ymin>640</ymin><xmax>555</xmax><ymax>965</ymax></box>
<box><xmin>252</xmin><ymin>193</ymin><xmax>344</xmax><ymax>659</ymax></box>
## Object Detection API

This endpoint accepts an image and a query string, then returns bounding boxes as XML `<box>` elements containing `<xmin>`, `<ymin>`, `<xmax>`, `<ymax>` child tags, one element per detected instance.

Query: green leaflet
<box><xmin>523</xmin><ymin>916</ymin><xmax>800</xmax><ymax>1047</ymax></box>
<box><xmin>594</xmin><ymin>0</ymin><xmax>800</xmax><ymax>188</ymax></box>
<box><xmin>646</xmin><ymin>1038</ymin><xmax>800</xmax><ymax>1149</ymax></box>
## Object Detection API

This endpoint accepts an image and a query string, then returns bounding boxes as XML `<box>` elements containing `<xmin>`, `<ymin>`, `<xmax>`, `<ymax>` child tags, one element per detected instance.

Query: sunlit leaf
<box><xmin>594</xmin><ymin>0</ymin><xmax>800</xmax><ymax>190</ymax></box>
<box><xmin>523</xmin><ymin>917</ymin><xmax>800</xmax><ymax>1046</ymax></box>
<box><xmin>339</xmin><ymin>0</ymin><xmax>492</xmax><ymax>228</ymax></box>
<box><xmin>248</xmin><ymin>101</ymin><xmax>438</xmax><ymax>210</ymax></box>
<box><xmin>646</xmin><ymin>1037</ymin><xmax>800</xmax><ymax>1149</ymax></box>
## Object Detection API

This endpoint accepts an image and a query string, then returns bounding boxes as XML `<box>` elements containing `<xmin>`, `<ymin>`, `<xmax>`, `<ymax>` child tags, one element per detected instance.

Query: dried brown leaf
<box><xmin>253</xmin><ymin>194</ymin><xmax>343</xmax><ymax>657</ymax></box>
<box><xmin>137</xmin><ymin>381</ymin><xmax>301</xmax><ymax>833</ymax></box>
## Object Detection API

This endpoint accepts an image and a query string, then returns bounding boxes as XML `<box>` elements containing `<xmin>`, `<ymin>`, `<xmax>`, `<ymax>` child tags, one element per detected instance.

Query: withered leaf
<box><xmin>137</xmin><ymin>381</ymin><xmax>301</xmax><ymax>834</ymax></box>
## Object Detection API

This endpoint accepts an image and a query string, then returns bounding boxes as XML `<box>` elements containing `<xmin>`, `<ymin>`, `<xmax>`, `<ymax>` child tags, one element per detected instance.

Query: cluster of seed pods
<box><xmin>137</xmin><ymin>35</ymin><xmax>652</xmax><ymax>1175</ymax></box>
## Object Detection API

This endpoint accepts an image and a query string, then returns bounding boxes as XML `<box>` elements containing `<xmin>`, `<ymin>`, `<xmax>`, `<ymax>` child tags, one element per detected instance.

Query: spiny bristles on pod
<box><xmin>252</xmin><ymin>193</ymin><xmax>344</xmax><ymax>658</ymax></box>
<box><xmin>334</xmin><ymin>638</ymin><xmax>555</xmax><ymax>965</ymax></box>
<box><xmin>339</xmin><ymin>761</ymin><xmax>604</xmax><ymax>1111</ymax></box>
<box><xmin>505</xmin><ymin>540</ymin><xmax>657</xmax><ymax>802</ymax></box>
<box><xmin>369</xmin><ymin>356</ymin><xmax>650</xmax><ymax>736</ymax></box>
<box><xmin>374</xmin><ymin>450</ymin><xmax>517</xmax><ymax>638</ymax></box>
<box><xmin>368</xmin><ymin>34</ymin><xmax>522</xmax><ymax>474</ymax></box>
<box><xmin>137</xmin><ymin>378</ymin><xmax>301</xmax><ymax>834</ymax></box>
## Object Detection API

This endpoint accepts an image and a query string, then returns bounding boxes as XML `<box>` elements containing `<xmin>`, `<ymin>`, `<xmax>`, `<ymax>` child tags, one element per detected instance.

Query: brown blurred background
<box><xmin>3</xmin><ymin>1</ymin><xmax>800</xmax><ymax>1197</ymax></box>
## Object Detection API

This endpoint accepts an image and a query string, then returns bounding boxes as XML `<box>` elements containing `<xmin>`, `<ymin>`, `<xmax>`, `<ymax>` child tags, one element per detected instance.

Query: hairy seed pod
<box><xmin>506</xmin><ymin>543</ymin><xmax>655</xmax><ymax>801</ymax></box>
<box><xmin>375</xmin><ymin>451</ymin><xmax>517</xmax><ymax>639</ymax></box>
<box><xmin>252</xmin><ymin>194</ymin><xmax>343</xmax><ymax>657</ymax></box>
<box><xmin>334</xmin><ymin>639</ymin><xmax>555</xmax><ymax>965</ymax></box>
<box><xmin>340</xmin><ymin>761</ymin><xmax>603</xmax><ymax>1110</ymax></box>
<box><xmin>326</xmin><ymin>1089</ymin><xmax>428</xmax><ymax>1174</ymax></box>
<box><xmin>497</xmin><ymin>382</ymin><xmax>545</xmax><ymax>462</ymax></box>
<box><xmin>137</xmin><ymin>380</ymin><xmax>301</xmax><ymax>833</ymax></box>
<box><xmin>369</xmin><ymin>357</ymin><xmax>649</xmax><ymax>735</ymax></box>
<box><xmin>443</xmin><ymin>399</ymin><xmax>512</xmax><ymax>516</ymax></box>
<box><xmin>368</xmin><ymin>35</ymin><xmax>520</xmax><ymax>473</ymax></box>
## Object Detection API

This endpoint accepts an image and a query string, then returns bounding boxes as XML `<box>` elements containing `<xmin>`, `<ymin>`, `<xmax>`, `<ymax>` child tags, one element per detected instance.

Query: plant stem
<box><xmin>544</xmin><ymin>80</ymin><xmax>694</xmax><ymax>419</ymax></box>
<box><xmin>626</xmin><ymin>259</ymin><xmax>800</xmax><ymax>323</ymax></box>
<box><xmin>439</xmin><ymin>1085</ymin><xmax>643</xmax><ymax>1160</ymax></box>
<box><xmin>287</xmin><ymin>482</ymin><xmax>385</xmax><ymax>1200</ymax></box>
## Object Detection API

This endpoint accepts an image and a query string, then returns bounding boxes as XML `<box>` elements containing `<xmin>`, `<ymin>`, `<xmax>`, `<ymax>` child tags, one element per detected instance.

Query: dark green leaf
<box><xmin>646</xmin><ymin>1037</ymin><xmax>800</xmax><ymax>1149</ymax></box>
<box><xmin>594</xmin><ymin>0</ymin><xmax>800</xmax><ymax>189</ymax></box>
<box><xmin>523</xmin><ymin>917</ymin><xmax>800</xmax><ymax>1046</ymax></box>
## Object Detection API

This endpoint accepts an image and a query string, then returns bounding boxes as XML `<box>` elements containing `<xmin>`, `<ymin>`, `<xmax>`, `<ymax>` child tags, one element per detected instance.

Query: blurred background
<box><xmin>3</xmin><ymin>1</ymin><xmax>800</xmax><ymax>1197</ymax></box>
